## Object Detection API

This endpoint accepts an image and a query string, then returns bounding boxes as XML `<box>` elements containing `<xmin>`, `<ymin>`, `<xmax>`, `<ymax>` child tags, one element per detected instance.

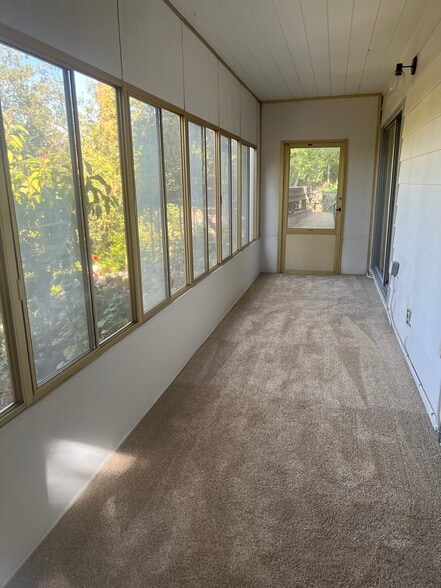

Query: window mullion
<box><xmin>229</xmin><ymin>139</ymin><xmax>233</xmax><ymax>256</ymax></box>
<box><xmin>238</xmin><ymin>141</ymin><xmax>243</xmax><ymax>250</ymax></box>
<box><xmin>0</xmin><ymin>103</ymin><xmax>34</xmax><ymax>409</ymax></box>
<box><xmin>117</xmin><ymin>85</ymin><xmax>143</xmax><ymax>324</ymax></box>
<box><xmin>182</xmin><ymin>116</ymin><xmax>193</xmax><ymax>286</ymax></box>
<box><xmin>158</xmin><ymin>110</ymin><xmax>172</xmax><ymax>299</ymax></box>
<box><xmin>216</xmin><ymin>133</ymin><xmax>222</xmax><ymax>265</ymax></box>
<box><xmin>203</xmin><ymin>128</ymin><xmax>209</xmax><ymax>273</ymax></box>
<box><xmin>67</xmin><ymin>71</ymin><xmax>99</xmax><ymax>350</ymax></box>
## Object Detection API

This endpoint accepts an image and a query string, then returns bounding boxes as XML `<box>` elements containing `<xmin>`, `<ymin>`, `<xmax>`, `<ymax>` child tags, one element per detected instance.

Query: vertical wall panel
<box><xmin>219</xmin><ymin>64</ymin><xmax>241</xmax><ymax>136</ymax></box>
<box><xmin>0</xmin><ymin>0</ymin><xmax>121</xmax><ymax>76</ymax></box>
<box><xmin>183</xmin><ymin>26</ymin><xmax>218</xmax><ymax>125</ymax></box>
<box><xmin>240</xmin><ymin>86</ymin><xmax>259</xmax><ymax>145</ymax></box>
<box><xmin>119</xmin><ymin>0</ymin><xmax>185</xmax><ymax>108</ymax></box>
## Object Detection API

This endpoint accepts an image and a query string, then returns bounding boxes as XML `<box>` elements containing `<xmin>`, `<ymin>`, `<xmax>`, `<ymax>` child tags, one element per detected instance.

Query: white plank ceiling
<box><xmin>169</xmin><ymin>0</ymin><xmax>432</xmax><ymax>100</ymax></box>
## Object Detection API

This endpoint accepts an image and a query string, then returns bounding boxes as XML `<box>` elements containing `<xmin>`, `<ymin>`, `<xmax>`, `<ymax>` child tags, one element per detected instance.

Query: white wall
<box><xmin>381</xmin><ymin>7</ymin><xmax>441</xmax><ymax>428</ymax></box>
<box><xmin>119</xmin><ymin>0</ymin><xmax>185</xmax><ymax>108</ymax></box>
<box><xmin>260</xmin><ymin>96</ymin><xmax>379</xmax><ymax>273</ymax></box>
<box><xmin>0</xmin><ymin>1</ymin><xmax>261</xmax><ymax>585</ymax></box>
<box><xmin>0</xmin><ymin>0</ymin><xmax>122</xmax><ymax>77</ymax></box>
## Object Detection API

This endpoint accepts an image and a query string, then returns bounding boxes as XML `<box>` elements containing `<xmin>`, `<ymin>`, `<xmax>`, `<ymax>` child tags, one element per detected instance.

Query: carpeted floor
<box><xmin>8</xmin><ymin>275</ymin><xmax>441</xmax><ymax>587</ymax></box>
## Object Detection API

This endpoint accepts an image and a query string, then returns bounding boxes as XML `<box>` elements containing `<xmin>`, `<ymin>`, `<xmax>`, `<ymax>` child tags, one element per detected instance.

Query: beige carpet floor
<box><xmin>8</xmin><ymin>275</ymin><xmax>441</xmax><ymax>587</ymax></box>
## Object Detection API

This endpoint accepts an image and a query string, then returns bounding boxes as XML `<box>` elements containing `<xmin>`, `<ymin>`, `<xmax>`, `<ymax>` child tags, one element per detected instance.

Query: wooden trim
<box><xmin>126</xmin><ymin>83</ymin><xmax>186</xmax><ymax>117</ymax></box>
<box><xmin>262</xmin><ymin>92</ymin><xmax>381</xmax><ymax>105</ymax></box>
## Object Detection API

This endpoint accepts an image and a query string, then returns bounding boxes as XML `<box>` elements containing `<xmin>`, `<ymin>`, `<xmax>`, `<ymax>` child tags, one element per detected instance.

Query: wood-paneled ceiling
<box><xmin>169</xmin><ymin>0</ymin><xmax>431</xmax><ymax>101</ymax></box>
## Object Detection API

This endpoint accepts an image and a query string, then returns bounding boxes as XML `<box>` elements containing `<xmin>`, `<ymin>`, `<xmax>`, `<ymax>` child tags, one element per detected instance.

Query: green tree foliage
<box><xmin>289</xmin><ymin>147</ymin><xmax>340</xmax><ymax>215</ymax></box>
<box><xmin>0</xmin><ymin>44</ymin><xmax>188</xmax><ymax>388</ymax></box>
<box><xmin>0</xmin><ymin>311</ymin><xmax>13</xmax><ymax>411</ymax></box>
<box><xmin>290</xmin><ymin>147</ymin><xmax>340</xmax><ymax>192</ymax></box>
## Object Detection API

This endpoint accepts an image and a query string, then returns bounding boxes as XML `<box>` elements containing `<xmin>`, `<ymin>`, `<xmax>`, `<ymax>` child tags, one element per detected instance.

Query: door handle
<box><xmin>336</xmin><ymin>207</ymin><xmax>342</xmax><ymax>212</ymax></box>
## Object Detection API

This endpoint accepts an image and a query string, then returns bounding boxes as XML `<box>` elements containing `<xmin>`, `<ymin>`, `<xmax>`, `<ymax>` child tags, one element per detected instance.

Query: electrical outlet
<box><xmin>406</xmin><ymin>308</ymin><xmax>412</xmax><ymax>326</ymax></box>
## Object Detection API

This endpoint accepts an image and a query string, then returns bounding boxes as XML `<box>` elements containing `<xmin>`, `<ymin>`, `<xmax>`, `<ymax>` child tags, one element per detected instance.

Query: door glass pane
<box><xmin>162</xmin><ymin>110</ymin><xmax>186</xmax><ymax>293</ymax></box>
<box><xmin>288</xmin><ymin>147</ymin><xmax>340</xmax><ymax>230</ymax></box>
<box><xmin>74</xmin><ymin>72</ymin><xmax>131</xmax><ymax>342</ymax></box>
<box><xmin>130</xmin><ymin>98</ymin><xmax>168</xmax><ymax>312</ymax></box>
<box><xmin>221</xmin><ymin>135</ymin><xmax>231</xmax><ymax>260</ymax></box>
<box><xmin>0</xmin><ymin>44</ymin><xmax>91</xmax><ymax>384</ymax></box>
<box><xmin>0</xmin><ymin>300</ymin><xmax>14</xmax><ymax>412</ymax></box>
<box><xmin>188</xmin><ymin>122</ymin><xmax>207</xmax><ymax>279</ymax></box>
<box><xmin>241</xmin><ymin>145</ymin><xmax>250</xmax><ymax>245</ymax></box>
<box><xmin>206</xmin><ymin>128</ymin><xmax>217</xmax><ymax>268</ymax></box>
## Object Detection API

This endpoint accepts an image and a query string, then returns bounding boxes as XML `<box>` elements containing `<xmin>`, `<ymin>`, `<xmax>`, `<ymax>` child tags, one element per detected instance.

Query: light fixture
<box><xmin>389</xmin><ymin>56</ymin><xmax>417</xmax><ymax>93</ymax></box>
<box><xmin>395</xmin><ymin>56</ymin><xmax>417</xmax><ymax>76</ymax></box>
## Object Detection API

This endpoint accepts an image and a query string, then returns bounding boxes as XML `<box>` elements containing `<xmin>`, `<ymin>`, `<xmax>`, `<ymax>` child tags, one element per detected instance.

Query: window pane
<box><xmin>249</xmin><ymin>147</ymin><xmax>256</xmax><ymax>240</ymax></box>
<box><xmin>162</xmin><ymin>110</ymin><xmax>186</xmax><ymax>293</ymax></box>
<box><xmin>231</xmin><ymin>139</ymin><xmax>238</xmax><ymax>253</ymax></box>
<box><xmin>221</xmin><ymin>136</ymin><xmax>231</xmax><ymax>260</ymax></box>
<box><xmin>206</xmin><ymin>129</ymin><xmax>217</xmax><ymax>268</ymax></box>
<box><xmin>241</xmin><ymin>145</ymin><xmax>250</xmax><ymax>245</ymax></box>
<box><xmin>188</xmin><ymin>122</ymin><xmax>207</xmax><ymax>279</ymax></box>
<box><xmin>0</xmin><ymin>44</ymin><xmax>91</xmax><ymax>384</ymax></box>
<box><xmin>287</xmin><ymin>147</ymin><xmax>340</xmax><ymax>230</ymax></box>
<box><xmin>0</xmin><ymin>300</ymin><xmax>14</xmax><ymax>412</ymax></box>
<box><xmin>74</xmin><ymin>72</ymin><xmax>132</xmax><ymax>342</ymax></box>
<box><xmin>130</xmin><ymin>98</ymin><xmax>168</xmax><ymax>312</ymax></box>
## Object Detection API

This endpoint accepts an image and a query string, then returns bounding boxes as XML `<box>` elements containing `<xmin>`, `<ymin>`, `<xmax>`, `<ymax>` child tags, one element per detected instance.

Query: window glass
<box><xmin>231</xmin><ymin>139</ymin><xmax>238</xmax><ymax>253</ymax></box>
<box><xmin>241</xmin><ymin>145</ymin><xmax>250</xmax><ymax>245</ymax></box>
<box><xmin>162</xmin><ymin>110</ymin><xmax>186</xmax><ymax>293</ymax></box>
<box><xmin>188</xmin><ymin>122</ymin><xmax>207</xmax><ymax>279</ymax></box>
<box><xmin>74</xmin><ymin>72</ymin><xmax>131</xmax><ymax>342</ymax></box>
<box><xmin>206</xmin><ymin>129</ymin><xmax>217</xmax><ymax>268</ymax></box>
<box><xmin>287</xmin><ymin>146</ymin><xmax>340</xmax><ymax>230</ymax></box>
<box><xmin>130</xmin><ymin>98</ymin><xmax>168</xmax><ymax>311</ymax></box>
<box><xmin>249</xmin><ymin>147</ymin><xmax>256</xmax><ymax>240</ymax></box>
<box><xmin>221</xmin><ymin>135</ymin><xmax>231</xmax><ymax>260</ymax></box>
<box><xmin>0</xmin><ymin>44</ymin><xmax>92</xmax><ymax>384</ymax></box>
<box><xmin>0</xmin><ymin>300</ymin><xmax>14</xmax><ymax>413</ymax></box>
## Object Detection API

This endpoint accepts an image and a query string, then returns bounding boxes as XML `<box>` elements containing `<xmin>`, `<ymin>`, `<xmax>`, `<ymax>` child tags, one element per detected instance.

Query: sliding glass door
<box><xmin>371</xmin><ymin>114</ymin><xmax>401</xmax><ymax>296</ymax></box>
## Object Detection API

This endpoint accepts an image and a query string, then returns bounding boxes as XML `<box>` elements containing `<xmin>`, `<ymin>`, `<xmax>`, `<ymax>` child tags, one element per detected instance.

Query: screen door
<box><xmin>281</xmin><ymin>141</ymin><xmax>346</xmax><ymax>274</ymax></box>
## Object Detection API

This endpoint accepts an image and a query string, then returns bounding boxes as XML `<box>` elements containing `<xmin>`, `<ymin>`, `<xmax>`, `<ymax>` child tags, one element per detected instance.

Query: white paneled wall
<box><xmin>241</xmin><ymin>85</ymin><xmax>259</xmax><ymax>145</ymax></box>
<box><xmin>119</xmin><ymin>0</ymin><xmax>185</xmax><ymax>108</ymax></box>
<box><xmin>0</xmin><ymin>0</ymin><xmax>122</xmax><ymax>77</ymax></box>
<box><xmin>260</xmin><ymin>96</ymin><xmax>379</xmax><ymax>273</ymax></box>
<box><xmin>183</xmin><ymin>25</ymin><xmax>218</xmax><ymax>125</ymax></box>
<box><xmin>382</xmin><ymin>17</ymin><xmax>441</xmax><ymax>427</ymax></box>
<box><xmin>0</xmin><ymin>0</ymin><xmax>260</xmax><ymax>140</ymax></box>
<box><xmin>0</xmin><ymin>1</ymin><xmax>260</xmax><ymax>585</ymax></box>
<box><xmin>219</xmin><ymin>63</ymin><xmax>241</xmax><ymax>136</ymax></box>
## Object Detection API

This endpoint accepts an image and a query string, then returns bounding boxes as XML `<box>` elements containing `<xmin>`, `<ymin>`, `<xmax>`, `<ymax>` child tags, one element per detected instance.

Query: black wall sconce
<box><xmin>395</xmin><ymin>56</ymin><xmax>417</xmax><ymax>76</ymax></box>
